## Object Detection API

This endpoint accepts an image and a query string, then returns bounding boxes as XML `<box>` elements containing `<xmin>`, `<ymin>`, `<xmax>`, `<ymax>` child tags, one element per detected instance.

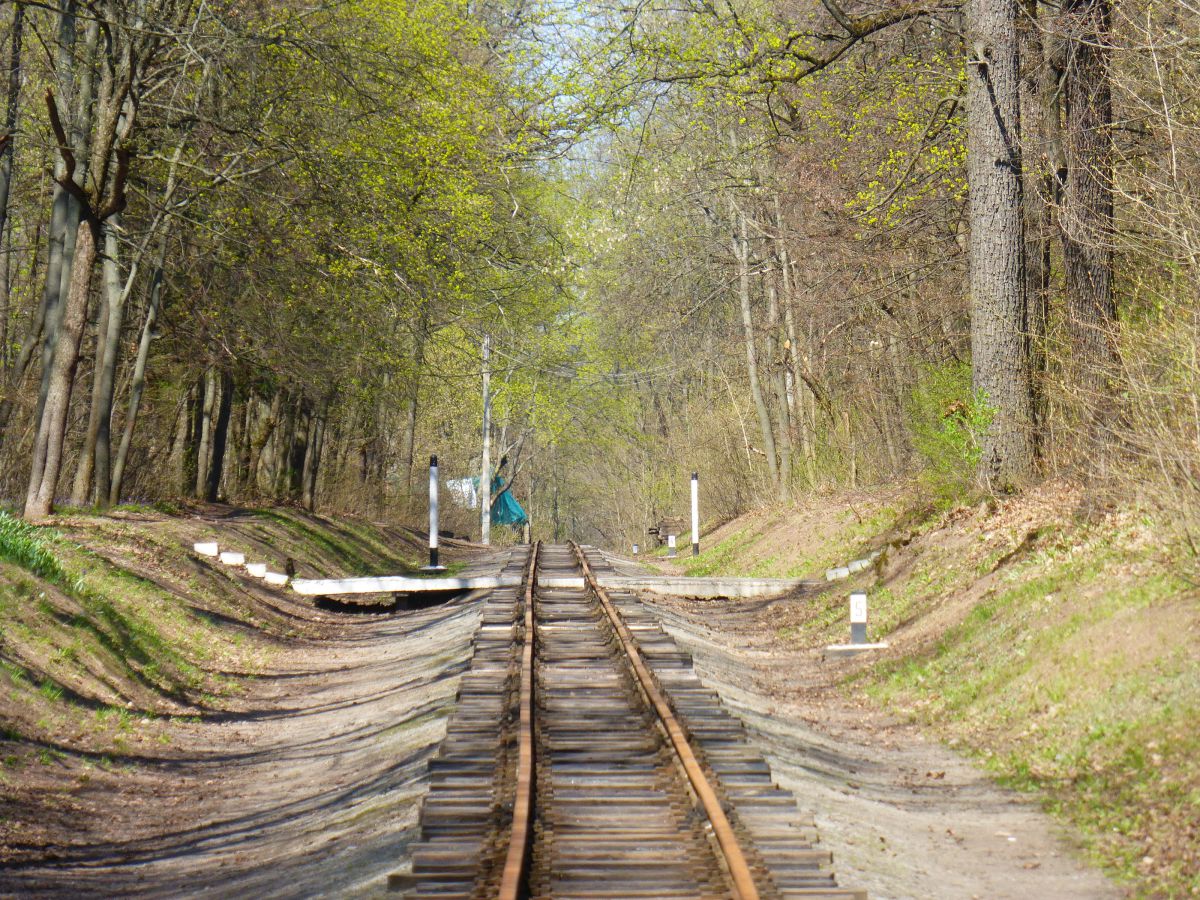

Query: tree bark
<box><xmin>273</xmin><ymin>394</ymin><xmax>298</xmax><ymax>498</ymax></box>
<box><xmin>109</xmin><ymin>235</ymin><xmax>166</xmax><ymax>504</ymax></box>
<box><xmin>1060</xmin><ymin>0</ymin><xmax>1117</xmax><ymax>407</ymax></box>
<box><xmin>733</xmin><ymin>205</ymin><xmax>779</xmax><ymax>490</ymax></box>
<box><xmin>69</xmin><ymin>276</ymin><xmax>108</xmax><ymax>505</ymax></box>
<box><xmin>24</xmin><ymin>221</ymin><xmax>97</xmax><ymax>520</ymax></box>
<box><xmin>33</xmin><ymin>3</ymin><xmax>80</xmax><ymax>431</ymax></box>
<box><xmin>967</xmin><ymin>0</ymin><xmax>1036</xmax><ymax>489</ymax></box>
<box><xmin>252</xmin><ymin>391</ymin><xmax>282</xmax><ymax>492</ymax></box>
<box><xmin>205</xmin><ymin>371</ymin><xmax>233</xmax><ymax>502</ymax></box>
<box><xmin>194</xmin><ymin>367</ymin><xmax>217</xmax><ymax>498</ymax></box>
<box><xmin>167</xmin><ymin>387</ymin><xmax>192</xmax><ymax>495</ymax></box>
<box><xmin>38</xmin><ymin>12</ymin><xmax>98</xmax><ymax>427</ymax></box>
<box><xmin>302</xmin><ymin>403</ymin><xmax>327</xmax><ymax>511</ymax></box>
<box><xmin>0</xmin><ymin>2</ymin><xmax>24</xmax><ymax>258</ymax></box>
<box><xmin>765</xmin><ymin>277</ymin><xmax>793</xmax><ymax>498</ymax></box>
<box><xmin>1019</xmin><ymin>0</ymin><xmax>1056</xmax><ymax>444</ymax></box>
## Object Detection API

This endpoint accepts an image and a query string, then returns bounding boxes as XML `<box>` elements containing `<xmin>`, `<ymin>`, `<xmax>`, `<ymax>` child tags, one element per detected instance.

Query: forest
<box><xmin>0</xmin><ymin>0</ymin><xmax>1195</xmax><ymax>551</ymax></box>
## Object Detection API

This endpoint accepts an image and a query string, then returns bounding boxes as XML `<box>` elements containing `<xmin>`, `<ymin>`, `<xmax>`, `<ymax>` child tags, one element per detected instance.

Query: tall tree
<box><xmin>967</xmin><ymin>0</ymin><xmax>1035</xmax><ymax>487</ymax></box>
<box><xmin>1060</xmin><ymin>0</ymin><xmax>1118</xmax><ymax>410</ymax></box>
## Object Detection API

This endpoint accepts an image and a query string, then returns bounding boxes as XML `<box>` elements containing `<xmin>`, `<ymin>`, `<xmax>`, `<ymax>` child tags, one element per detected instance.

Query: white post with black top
<box><xmin>423</xmin><ymin>455</ymin><xmax>446</xmax><ymax>572</ymax></box>
<box><xmin>690</xmin><ymin>472</ymin><xmax>700</xmax><ymax>556</ymax></box>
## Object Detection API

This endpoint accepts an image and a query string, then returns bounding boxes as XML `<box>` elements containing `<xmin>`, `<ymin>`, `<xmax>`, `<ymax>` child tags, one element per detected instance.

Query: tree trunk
<box><xmin>109</xmin><ymin>237</ymin><xmax>166</xmax><ymax>504</ymax></box>
<box><xmin>69</xmin><ymin>278</ymin><xmax>108</xmax><ymax>505</ymax></box>
<box><xmin>205</xmin><ymin>372</ymin><xmax>233</xmax><ymax>502</ymax></box>
<box><xmin>775</xmin><ymin>198</ymin><xmax>813</xmax><ymax>487</ymax></box>
<box><xmin>168</xmin><ymin>387</ymin><xmax>192</xmax><ymax>495</ymax></box>
<box><xmin>733</xmin><ymin>206</ymin><xmax>779</xmax><ymax>490</ymax></box>
<box><xmin>252</xmin><ymin>391</ymin><xmax>282</xmax><ymax>492</ymax></box>
<box><xmin>91</xmin><ymin>216</ymin><xmax>133</xmax><ymax>506</ymax></box>
<box><xmin>233</xmin><ymin>396</ymin><xmax>253</xmax><ymax>493</ymax></box>
<box><xmin>765</xmin><ymin>277</ymin><xmax>793</xmax><ymax>498</ymax></box>
<box><xmin>32</xmin><ymin>3</ymin><xmax>80</xmax><ymax>431</ymax></box>
<box><xmin>0</xmin><ymin>3</ymin><xmax>24</xmax><ymax>258</ymax></box>
<box><xmin>401</xmin><ymin>311</ymin><xmax>429</xmax><ymax>495</ymax></box>
<box><xmin>72</xmin><ymin>216</ymin><xmax>128</xmax><ymax>505</ymax></box>
<box><xmin>302</xmin><ymin>403</ymin><xmax>327</xmax><ymax>511</ymax></box>
<box><xmin>273</xmin><ymin>394</ymin><xmax>297</xmax><ymax>499</ymax></box>
<box><xmin>38</xmin><ymin>12</ymin><xmax>97</xmax><ymax>427</ymax></box>
<box><xmin>194</xmin><ymin>368</ymin><xmax>217</xmax><ymax>498</ymax></box>
<box><xmin>1019</xmin><ymin>0</ymin><xmax>1057</xmax><ymax>442</ymax></box>
<box><xmin>1060</xmin><ymin>0</ymin><xmax>1117</xmax><ymax>409</ymax></box>
<box><xmin>967</xmin><ymin>0</ymin><xmax>1035</xmax><ymax>489</ymax></box>
<box><xmin>24</xmin><ymin>221</ymin><xmax>97</xmax><ymax>520</ymax></box>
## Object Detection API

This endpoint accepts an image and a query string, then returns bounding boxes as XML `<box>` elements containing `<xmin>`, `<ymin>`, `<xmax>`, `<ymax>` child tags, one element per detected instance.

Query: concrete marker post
<box><xmin>667</xmin><ymin>534</ymin><xmax>677</xmax><ymax>558</ymax></box>
<box><xmin>422</xmin><ymin>455</ymin><xmax>446</xmax><ymax>572</ymax></box>
<box><xmin>632</xmin><ymin>543</ymin><xmax>639</xmax><ymax>556</ymax></box>
<box><xmin>850</xmin><ymin>591</ymin><xmax>868</xmax><ymax>645</ymax></box>
<box><xmin>690</xmin><ymin>472</ymin><xmax>700</xmax><ymax>556</ymax></box>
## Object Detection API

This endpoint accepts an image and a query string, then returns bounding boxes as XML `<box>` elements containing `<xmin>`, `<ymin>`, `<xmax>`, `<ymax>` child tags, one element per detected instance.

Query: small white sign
<box><xmin>850</xmin><ymin>591</ymin><xmax>868</xmax><ymax>623</ymax></box>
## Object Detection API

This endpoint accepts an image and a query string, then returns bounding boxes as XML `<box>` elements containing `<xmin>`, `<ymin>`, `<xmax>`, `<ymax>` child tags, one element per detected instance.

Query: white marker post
<box><xmin>690</xmin><ymin>472</ymin><xmax>700</xmax><ymax>556</ymax></box>
<box><xmin>423</xmin><ymin>455</ymin><xmax>446</xmax><ymax>572</ymax></box>
<box><xmin>850</xmin><ymin>591</ymin><xmax>868</xmax><ymax>645</ymax></box>
<box><xmin>632</xmin><ymin>543</ymin><xmax>639</xmax><ymax>556</ymax></box>
<box><xmin>667</xmin><ymin>534</ymin><xmax>677</xmax><ymax>558</ymax></box>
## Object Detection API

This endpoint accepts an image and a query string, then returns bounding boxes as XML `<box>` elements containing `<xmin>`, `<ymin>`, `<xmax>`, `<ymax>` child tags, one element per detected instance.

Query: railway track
<box><xmin>403</xmin><ymin>543</ymin><xmax>862</xmax><ymax>900</ymax></box>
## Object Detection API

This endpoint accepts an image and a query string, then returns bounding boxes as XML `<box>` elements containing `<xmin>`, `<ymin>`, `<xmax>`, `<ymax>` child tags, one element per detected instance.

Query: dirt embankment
<box><xmin>646</xmin><ymin>594</ymin><xmax>1120</xmax><ymax>900</ymax></box>
<box><xmin>0</xmin><ymin>505</ymin><xmax>502</xmax><ymax>897</ymax></box>
<box><xmin>635</xmin><ymin>479</ymin><xmax>1197</xmax><ymax>897</ymax></box>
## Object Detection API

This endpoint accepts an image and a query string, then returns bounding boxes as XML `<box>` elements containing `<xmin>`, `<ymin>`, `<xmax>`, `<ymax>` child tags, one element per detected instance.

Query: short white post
<box><xmin>850</xmin><ymin>591</ymin><xmax>868</xmax><ymax>645</ymax></box>
<box><xmin>632</xmin><ymin>543</ymin><xmax>639</xmax><ymax>556</ymax></box>
<box><xmin>690</xmin><ymin>472</ymin><xmax>700</xmax><ymax>556</ymax></box>
<box><xmin>667</xmin><ymin>534</ymin><xmax>677</xmax><ymax>558</ymax></box>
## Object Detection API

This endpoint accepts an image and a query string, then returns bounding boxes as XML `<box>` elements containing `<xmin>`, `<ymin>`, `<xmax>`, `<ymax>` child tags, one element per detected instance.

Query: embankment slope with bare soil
<box><xmin>639</xmin><ymin>480</ymin><xmax>1197</xmax><ymax>897</ymax></box>
<box><xmin>0</xmin><ymin>505</ymin><xmax>498</xmax><ymax>897</ymax></box>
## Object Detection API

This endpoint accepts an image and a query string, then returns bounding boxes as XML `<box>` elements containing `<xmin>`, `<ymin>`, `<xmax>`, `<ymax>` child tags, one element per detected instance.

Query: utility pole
<box><xmin>480</xmin><ymin>334</ymin><xmax>492</xmax><ymax>545</ymax></box>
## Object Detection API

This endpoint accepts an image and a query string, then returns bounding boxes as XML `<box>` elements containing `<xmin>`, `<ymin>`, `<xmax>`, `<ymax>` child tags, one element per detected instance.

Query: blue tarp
<box><xmin>490</xmin><ymin>476</ymin><xmax>528</xmax><ymax>526</ymax></box>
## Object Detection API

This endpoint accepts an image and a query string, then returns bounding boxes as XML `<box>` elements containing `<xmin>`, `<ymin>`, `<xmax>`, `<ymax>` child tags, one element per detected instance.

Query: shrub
<box><xmin>906</xmin><ymin>362</ymin><xmax>992</xmax><ymax>507</ymax></box>
<box><xmin>0</xmin><ymin>512</ymin><xmax>78</xmax><ymax>591</ymax></box>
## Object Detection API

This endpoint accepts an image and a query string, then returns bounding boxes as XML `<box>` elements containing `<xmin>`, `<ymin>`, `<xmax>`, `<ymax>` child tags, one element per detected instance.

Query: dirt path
<box><xmin>645</xmin><ymin>592</ymin><xmax>1124</xmax><ymax>900</ymax></box>
<box><xmin>1</xmin><ymin>588</ymin><xmax>489</xmax><ymax>899</ymax></box>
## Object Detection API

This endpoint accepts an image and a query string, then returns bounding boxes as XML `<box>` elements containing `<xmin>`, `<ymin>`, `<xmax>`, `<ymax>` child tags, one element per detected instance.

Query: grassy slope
<box><xmin>673</xmin><ymin>481</ymin><xmax>1199</xmax><ymax>897</ymax></box>
<box><xmin>0</xmin><ymin>505</ymin><xmax>426</xmax><ymax>783</ymax></box>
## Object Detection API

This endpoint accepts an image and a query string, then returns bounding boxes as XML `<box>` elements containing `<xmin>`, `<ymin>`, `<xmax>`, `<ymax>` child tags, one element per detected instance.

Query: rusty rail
<box><xmin>570</xmin><ymin>541</ymin><xmax>762</xmax><ymax>900</ymax></box>
<box><xmin>497</xmin><ymin>541</ymin><xmax>539</xmax><ymax>900</ymax></box>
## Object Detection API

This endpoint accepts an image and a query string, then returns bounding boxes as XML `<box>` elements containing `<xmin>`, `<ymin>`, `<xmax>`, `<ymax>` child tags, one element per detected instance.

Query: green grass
<box><xmin>859</xmin><ymin>528</ymin><xmax>1196</xmax><ymax>895</ymax></box>
<box><xmin>0</xmin><ymin>512</ymin><xmax>80</xmax><ymax>591</ymax></box>
<box><xmin>252</xmin><ymin>508</ymin><xmax>412</xmax><ymax>575</ymax></box>
<box><xmin>679</xmin><ymin>504</ymin><xmax>902</xmax><ymax>580</ymax></box>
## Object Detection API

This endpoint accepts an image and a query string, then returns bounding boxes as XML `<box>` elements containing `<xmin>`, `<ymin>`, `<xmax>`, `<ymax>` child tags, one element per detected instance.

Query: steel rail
<box><xmin>571</xmin><ymin>542</ymin><xmax>762</xmax><ymax>900</ymax></box>
<box><xmin>498</xmin><ymin>542</ymin><xmax>539</xmax><ymax>900</ymax></box>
